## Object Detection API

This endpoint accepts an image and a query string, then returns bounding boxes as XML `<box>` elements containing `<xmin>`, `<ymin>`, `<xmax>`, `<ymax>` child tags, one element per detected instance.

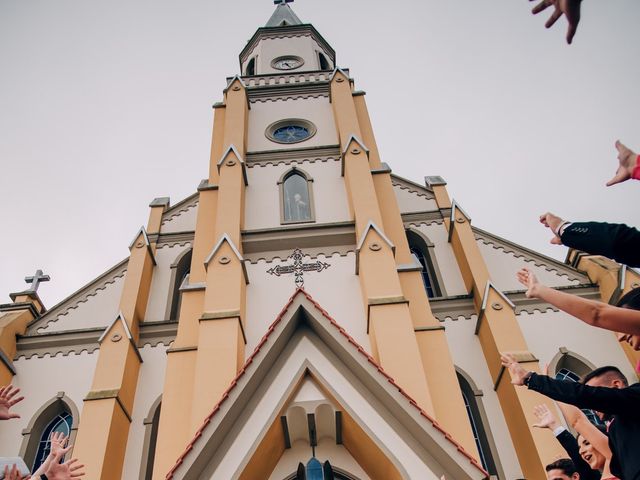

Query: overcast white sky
<box><xmin>1</xmin><ymin>0</ymin><xmax>638</xmax><ymax>308</ymax></box>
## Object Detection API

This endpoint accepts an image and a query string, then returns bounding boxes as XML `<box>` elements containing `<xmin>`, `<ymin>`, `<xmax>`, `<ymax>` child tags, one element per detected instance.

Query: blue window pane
<box><xmin>410</xmin><ymin>246</ymin><xmax>435</xmax><ymax>298</ymax></box>
<box><xmin>306</xmin><ymin>457</ymin><xmax>323</xmax><ymax>480</ymax></box>
<box><xmin>461</xmin><ymin>392</ymin><xmax>491</xmax><ymax>472</ymax></box>
<box><xmin>273</xmin><ymin>125</ymin><xmax>310</xmax><ymax>143</ymax></box>
<box><xmin>33</xmin><ymin>412</ymin><xmax>72</xmax><ymax>470</ymax></box>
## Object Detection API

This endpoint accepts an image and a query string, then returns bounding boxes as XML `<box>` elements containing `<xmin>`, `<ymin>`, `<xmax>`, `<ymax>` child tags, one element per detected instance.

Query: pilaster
<box><xmin>189</xmin><ymin>78</ymin><xmax>249</xmax><ymax>435</ymax></box>
<box><xmin>0</xmin><ymin>293</ymin><xmax>44</xmax><ymax>385</ymax></box>
<box><xmin>353</xmin><ymin>91</ymin><xmax>478</xmax><ymax>456</ymax></box>
<box><xmin>73</xmin><ymin>200</ymin><xmax>165</xmax><ymax>480</ymax></box>
<box><xmin>430</xmin><ymin>181</ymin><xmax>561</xmax><ymax>480</ymax></box>
<box><xmin>153</xmin><ymin>103</ymin><xmax>229</xmax><ymax>479</ymax></box>
<box><xmin>331</xmin><ymin>71</ymin><xmax>435</xmax><ymax>415</ymax></box>
<box><xmin>567</xmin><ymin>250</ymin><xmax>640</xmax><ymax>378</ymax></box>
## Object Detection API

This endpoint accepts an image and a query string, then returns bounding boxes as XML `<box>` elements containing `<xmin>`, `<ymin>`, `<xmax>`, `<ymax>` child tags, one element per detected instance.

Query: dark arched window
<box><xmin>280</xmin><ymin>169</ymin><xmax>314</xmax><ymax>224</ymax></box>
<box><xmin>32</xmin><ymin>412</ymin><xmax>72</xmax><ymax>470</ymax></box>
<box><xmin>456</xmin><ymin>371</ymin><xmax>500</xmax><ymax>477</ymax></box>
<box><xmin>19</xmin><ymin>394</ymin><xmax>78</xmax><ymax>472</ymax></box>
<box><xmin>406</xmin><ymin>230</ymin><xmax>442</xmax><ymax>298</ymax></box>
<box><xmin>318</xmin><ymin>52</ymin><xmax>330</xmax><ymax>70</ymax></box>
<box><xmin>246</xmin><ymin>57</ymin><xmax>256</xmax><ymax>76</ymax></box>
<box><xmin>141</xmin><ymin>399</ymin><xmax>162</xmax><ymax>480</ymax></box>
<box><xmin>166</xmin><ymin>249</ymin><xmax>192</xmax><ymax>321</ymax></box>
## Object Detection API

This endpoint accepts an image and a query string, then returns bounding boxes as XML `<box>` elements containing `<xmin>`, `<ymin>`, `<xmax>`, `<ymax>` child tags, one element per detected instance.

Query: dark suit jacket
<box><xmin>556</xmin><ymin>429</ymin><xmax>601</xmax><ymax>480</ymax></box>
<box><xmin>528</xmin><ymin>374</ymin><xmax>640</xmax><ymax>480</ymax></box>
<box><xmin>561</xmin><ymin>222</ymin><xmax>640</xmax><ymax>267</ymax></box>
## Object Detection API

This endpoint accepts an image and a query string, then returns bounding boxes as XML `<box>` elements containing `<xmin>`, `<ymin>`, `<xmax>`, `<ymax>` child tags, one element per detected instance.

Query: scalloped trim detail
<box><xmin>250</xmin><ymin>93</ymin><xmax>329</xmax><ymax>104</ymax></box>
<box><xmin>405</xmin><ymin>220</ymin><xmax>445</xmax><ymax>228</ymax></box>
<box><xmin>35</xmin><ymin>271</ymin><xmax>127</xmax><ymax>333</ymax></box>
<box><xmin>156</xmin><ymin>241</ymin><xmax>193</xmax><ymax>250</ymax></box>
<box><xmin>247</xmin><ymin>157</ymin><xmax>340</xmax><ymax>168</ymax></box>
<box><xmin>15</xmin><ymin>346</ymin><xmax>100</xmax><ymax>360</ymax></box>
<box><xmin>247</xmin><ymin>250</ymin><xmax>355</xmax><ymax>265</ymax></box>
<box><xmin>476</xmin><ymin>235</ymin><xmax>582</xmax><ymax>282</ymax></box>
<box><xmin>392</xmin><ymin>181</ymin><xmax>434</xmax><ymax>200</ymax></box>
<box><xmin>161</xmin><ymin>199</ymin><xmax>199</xmax><ymax>226</ymax></box>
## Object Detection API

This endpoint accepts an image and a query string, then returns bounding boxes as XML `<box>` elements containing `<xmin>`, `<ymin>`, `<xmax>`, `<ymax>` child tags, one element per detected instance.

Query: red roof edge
<box><xmin>166</xmin><ymin>288</ymin><xmax>488</xmax><ymax>479</ymax></box>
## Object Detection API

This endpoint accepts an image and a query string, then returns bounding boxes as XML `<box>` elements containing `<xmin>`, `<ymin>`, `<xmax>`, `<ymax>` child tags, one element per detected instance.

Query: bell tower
<box><xmin>240</xmin><ymin>0</ymin><xmax>335</xmax><ymax>76</ymax></box>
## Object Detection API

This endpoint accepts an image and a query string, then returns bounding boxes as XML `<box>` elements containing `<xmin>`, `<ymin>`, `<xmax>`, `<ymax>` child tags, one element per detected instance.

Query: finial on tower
<box><xmin>274</xmin><ymin>0</ymin><xmax>293</xmax><ymax>4</ymax></box>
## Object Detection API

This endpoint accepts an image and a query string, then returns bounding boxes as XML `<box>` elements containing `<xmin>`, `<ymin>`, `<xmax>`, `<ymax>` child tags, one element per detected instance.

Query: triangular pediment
<box><xmin>168</xmin><ymin>290</ymin><xmax>487</xmax><ymax>480</ymax></box>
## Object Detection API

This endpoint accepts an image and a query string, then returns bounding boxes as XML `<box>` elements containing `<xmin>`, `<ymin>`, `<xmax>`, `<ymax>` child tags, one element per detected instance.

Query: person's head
<box><xmin>616</xmin><ymin>287</ymin><xmax>640</xmax><ymax>350</ymax></box>
<box><xmin>577</xmin><ymin>426</ymin><xmax>608</xmax><ymax>472</ymax></box>
<box><xmin>582</xmin><ymin>366</ymin><xmax>628</xmax><ymax>420</ymax></box>
<box><xmin>545</xmin><ymin>458</ymin><xmax>579</xmax><ymax>480</ymax></box>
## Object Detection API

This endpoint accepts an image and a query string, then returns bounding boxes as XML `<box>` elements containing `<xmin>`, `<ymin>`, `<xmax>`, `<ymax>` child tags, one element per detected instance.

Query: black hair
<box><xmin>582</xmin><ymin>365</ymin><xmax>628</xmax><ymax>386</ymax></box>
<box><xmin>617</xmin><ymin>287</ymin><xmax>640</xmax><ymax>311</ymax></box>
<box><xmin>545</xmin><ymin>458</ymin><xmax>576</xmax><ymax>475</ymax></box>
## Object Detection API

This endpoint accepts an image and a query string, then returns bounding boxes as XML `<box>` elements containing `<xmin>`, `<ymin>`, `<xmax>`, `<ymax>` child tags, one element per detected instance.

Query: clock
<box><xmin>272</xmin><ymin>56</ymin><xmax>304</xmax><ymax>71</ymax></box>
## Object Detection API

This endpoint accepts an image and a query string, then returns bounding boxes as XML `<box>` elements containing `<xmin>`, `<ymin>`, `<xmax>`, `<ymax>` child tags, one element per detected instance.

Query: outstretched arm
<box><xmin>501</xmin><ymin>353</ymin><xmax>640</xmax><ymax>415</ymax></box>
<box><xmin>555</xmin><ymin>402</ymin><xmax>611</xmax><ymax>459</ymax></box>
<box><xmin>517</xmin><ymin>268</ymin><xmax>640</xmax><ymax>335</ymax></box>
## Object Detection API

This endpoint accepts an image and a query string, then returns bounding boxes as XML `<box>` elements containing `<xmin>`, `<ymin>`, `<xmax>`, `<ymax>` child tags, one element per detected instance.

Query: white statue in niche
<box><xmin>283</xmin><ymin>173</ymin><xmax>311</xmax><ymax>222</ymax></box>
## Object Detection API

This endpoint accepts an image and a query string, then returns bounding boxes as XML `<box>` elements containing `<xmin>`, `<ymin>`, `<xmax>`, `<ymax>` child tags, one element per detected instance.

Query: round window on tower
<box><xmin>266</xmin><ymin>119</ymin><xmax>317</xmax><ymax>144</ymax></box>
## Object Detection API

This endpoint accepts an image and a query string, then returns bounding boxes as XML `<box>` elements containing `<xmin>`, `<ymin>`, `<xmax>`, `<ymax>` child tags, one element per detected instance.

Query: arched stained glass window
<box><xmin>406</xmin><ymin>229</ymin><xmax>442</xmax><ymax>298</ymax></box>
<box><xmin>32</xmin><ymin>412</ymin><xmax>72</xmax><ymax>471</ymax></box>
<box><xmin>456</xmin><ymin>370</ymin><xmax>501</xmax><ymax>478</ymax></box>
<box><xmin>167</xmin><ymin>249</ymin><xmax>192</xmax><ymax>321</ymax></box>
<box><xmin>281</xmin><ymin>170</ymin><xmax>314</xmax><ymax>224</ymax></box>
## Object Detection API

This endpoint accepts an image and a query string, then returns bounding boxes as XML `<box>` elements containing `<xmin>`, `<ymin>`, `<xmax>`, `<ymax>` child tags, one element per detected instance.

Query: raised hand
<box><xmin>45</xmin><ymin>448</ymin><xmax>85</xmax><ymax>480</ymax></box>
<box><xmin>532</xmin><ymin>403</ymin><xmax>560</xmax><ymax>430</ymax></box>
<box><xmin>3</xmin><ymin>464</ymin><xmax>30</xmax><ymax>480</ymax></box>
<box><xmin>606</xmin><ymin>140</ymin><xmax>638</xmax><ymax>187</ymax></box>
<box><xmin>500</xmin><ymin>353</ymin><xmax>531</xmax><ymax>386</ymax></box>
<box><xmin>49</xmin><ymin>431</ymin><xmax>69</xmax><ymax>456</ymax></box>
<box><xmin>0</xmin><ymin>385</ymin><xmax>24</xmax><ymax>420</ymax></box>
<box><xmin>539</xmin><ymin>212</ymin><xmax>564</xmax><ymax>245</ymax></box>
<box><xmin>516</xmin><ymin>268</ymin><xmax>542</xmax><ymax>298</ymax></box>
<box><xmin>530</xmin><ymin>0</ymin><xmax>582</xmax><ymax>44</ymax></box>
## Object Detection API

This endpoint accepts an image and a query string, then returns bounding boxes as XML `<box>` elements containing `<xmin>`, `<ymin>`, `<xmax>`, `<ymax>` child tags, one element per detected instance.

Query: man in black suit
<box><xmin>539</xmin><ymin>212</ymin><xmax>640</xmax><ymax>267</ymax></box>
<box><xmin>502</xmin><ymin>355</ymin><xmax>640</xmax><ymax>480</ymax></box>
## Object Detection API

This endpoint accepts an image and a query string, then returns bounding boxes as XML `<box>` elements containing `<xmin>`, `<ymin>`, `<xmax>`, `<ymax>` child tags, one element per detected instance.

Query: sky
<box><xmin>1</xmin><ymin>0</ymin><xmax>638</xmax><ymax>308</ymax></box>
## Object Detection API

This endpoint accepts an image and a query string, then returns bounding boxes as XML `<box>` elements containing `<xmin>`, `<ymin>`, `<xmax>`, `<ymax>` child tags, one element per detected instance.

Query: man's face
<box><xmin>546</xmin><ymin>469</ymin><xmax>578</xmax><ymax>480</ymax></box>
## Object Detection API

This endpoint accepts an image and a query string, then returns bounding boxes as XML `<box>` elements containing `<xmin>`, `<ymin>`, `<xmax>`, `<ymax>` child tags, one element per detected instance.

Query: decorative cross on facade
<box><xmin>24</xmin><ymin>269</ymin><xmax>50</xmax><ymax>293</ymax></box>
<box><xmin>274</xmin><ymin>0</ymin><xmax>294</xmax><ymax>5</ymax></box>
<box><xmin>266</xmin><ymin>248</ymin><xmax>330</xmax><ymax>288</ymax></box>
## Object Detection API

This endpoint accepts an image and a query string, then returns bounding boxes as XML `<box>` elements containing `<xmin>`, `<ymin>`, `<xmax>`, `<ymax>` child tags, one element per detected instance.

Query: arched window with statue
<box><xmin>279</xmin><ymin>168</ymin><xmax>315</xmax><ymax>224</ymax></box>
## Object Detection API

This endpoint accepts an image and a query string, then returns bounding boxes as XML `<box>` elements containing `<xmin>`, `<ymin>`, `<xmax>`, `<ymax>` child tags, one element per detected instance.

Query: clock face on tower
<box><xmin>272</xmin><ymin>56</ymin><xmax>304</xmax><ymax>71</ymax></box>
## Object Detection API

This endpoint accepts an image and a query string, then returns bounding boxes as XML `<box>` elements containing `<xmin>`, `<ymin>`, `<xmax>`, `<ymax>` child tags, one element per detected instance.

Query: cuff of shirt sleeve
<box><xmin>553</xmin><ymin>426</ymin><xmax>567</xmax><ymax>436</ymax></box>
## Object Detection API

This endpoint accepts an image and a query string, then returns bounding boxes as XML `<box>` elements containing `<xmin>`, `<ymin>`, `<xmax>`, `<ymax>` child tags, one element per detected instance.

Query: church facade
<box><xmin>1</xmin><ymin>3</ymin><xmax>638</xmax><ymax>479</ymax></box>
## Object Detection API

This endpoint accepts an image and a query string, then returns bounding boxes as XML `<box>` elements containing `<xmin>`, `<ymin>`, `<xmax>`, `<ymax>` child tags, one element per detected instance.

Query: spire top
<box><xmin>266</xmin><ymin>0</ymin><xmax>302</xmax><ymax>27</ymax></box>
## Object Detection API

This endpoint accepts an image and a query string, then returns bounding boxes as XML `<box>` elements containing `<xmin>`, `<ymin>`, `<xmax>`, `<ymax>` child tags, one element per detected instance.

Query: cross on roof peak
<box><xmin>24</xmin><ymin>269</ymin><xmax>50</xmax><ymax>293</ymax></box>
